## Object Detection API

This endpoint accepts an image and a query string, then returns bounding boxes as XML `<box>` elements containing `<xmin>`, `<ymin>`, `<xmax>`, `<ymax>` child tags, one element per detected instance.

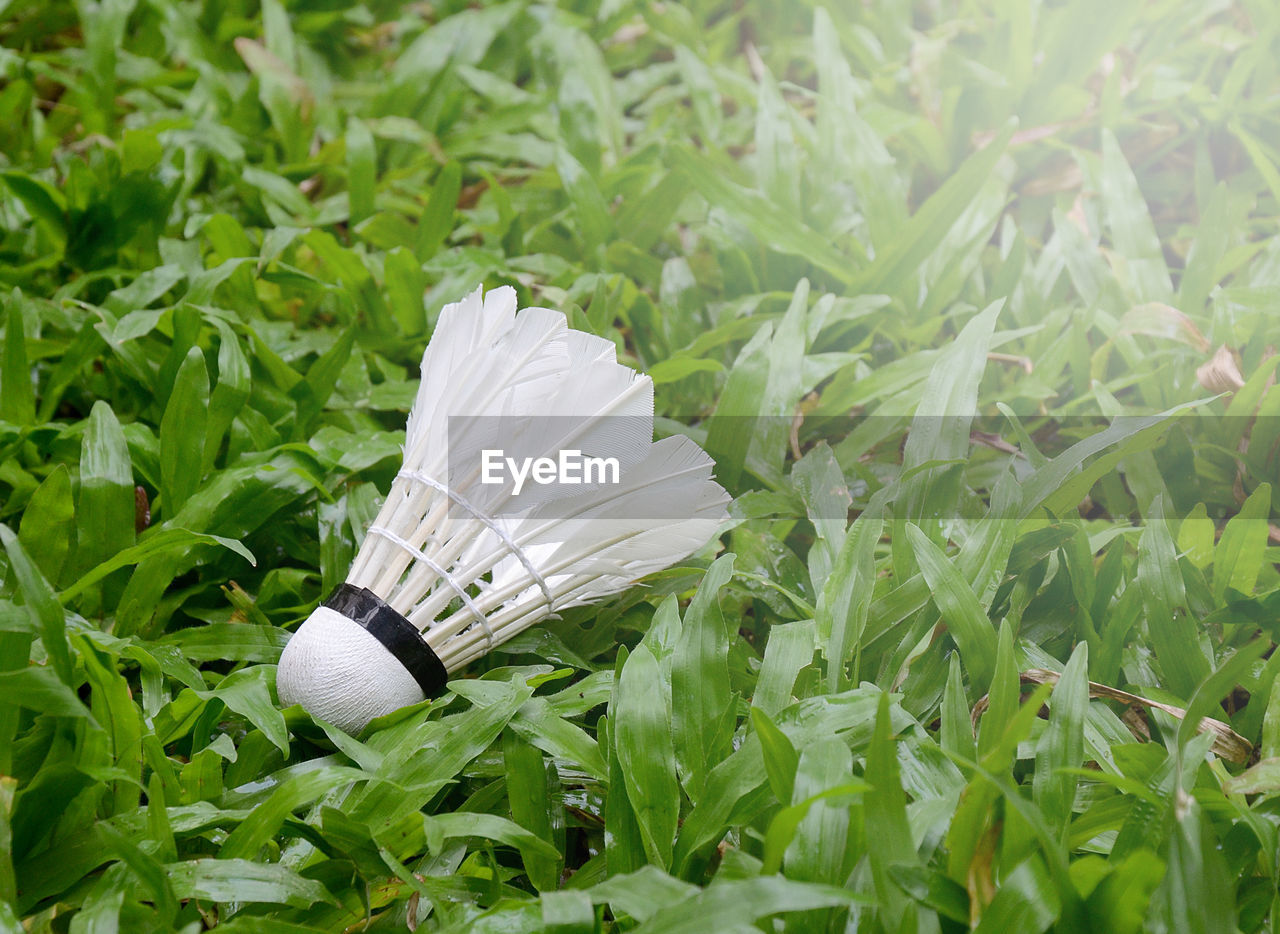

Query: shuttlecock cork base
<box><xmin>277</xmin><ymin>585</ymin><xmax>446</xmax><ymax>734</ymax></box>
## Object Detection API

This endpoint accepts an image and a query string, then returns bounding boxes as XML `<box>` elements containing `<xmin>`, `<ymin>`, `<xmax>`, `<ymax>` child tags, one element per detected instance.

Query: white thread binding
<box><xmin>367</xmin><ymin>525</ymin><xmax>496</xmax><ymax>648</ymax></box>
<box><xmin>398</xmin><ymin>468</ymin><xmax>554</xmax><ymax>609</ymax></box>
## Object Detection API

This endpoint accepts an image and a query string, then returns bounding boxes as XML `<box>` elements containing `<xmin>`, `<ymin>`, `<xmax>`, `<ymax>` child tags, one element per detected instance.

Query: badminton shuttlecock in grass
<box><xmin>277</xmin><ymin>286</ymin><xmax>728</xmax><ymax>733</ymax></box>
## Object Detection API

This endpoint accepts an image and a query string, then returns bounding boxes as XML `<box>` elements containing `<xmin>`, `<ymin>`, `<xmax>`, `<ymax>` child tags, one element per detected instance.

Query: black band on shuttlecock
<box><xmin>323</xmin><ymin>583</ymin><xmax>448</xmax><ymax>697</ymax></box>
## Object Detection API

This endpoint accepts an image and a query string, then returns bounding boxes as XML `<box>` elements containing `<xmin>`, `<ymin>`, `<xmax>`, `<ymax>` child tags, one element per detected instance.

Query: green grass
<box><xmin>3</xmin><ymin>0</ymin><xmax>1280</xmax><ymax>930</ymax></box>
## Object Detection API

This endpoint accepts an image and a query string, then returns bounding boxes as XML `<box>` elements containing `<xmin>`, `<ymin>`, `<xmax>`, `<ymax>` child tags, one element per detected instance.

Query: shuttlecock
<box><xmin>277</xmin><ymin>286</ymin><xmax>728</xmax><ymax>733</ymax></box>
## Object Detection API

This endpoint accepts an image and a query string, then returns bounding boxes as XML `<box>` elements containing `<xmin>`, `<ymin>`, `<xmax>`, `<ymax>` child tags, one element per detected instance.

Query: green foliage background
<box><xmin>3</xmin><ymin>0</ymin><xmax>1280</xmax><ymax>930</ymax></box>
